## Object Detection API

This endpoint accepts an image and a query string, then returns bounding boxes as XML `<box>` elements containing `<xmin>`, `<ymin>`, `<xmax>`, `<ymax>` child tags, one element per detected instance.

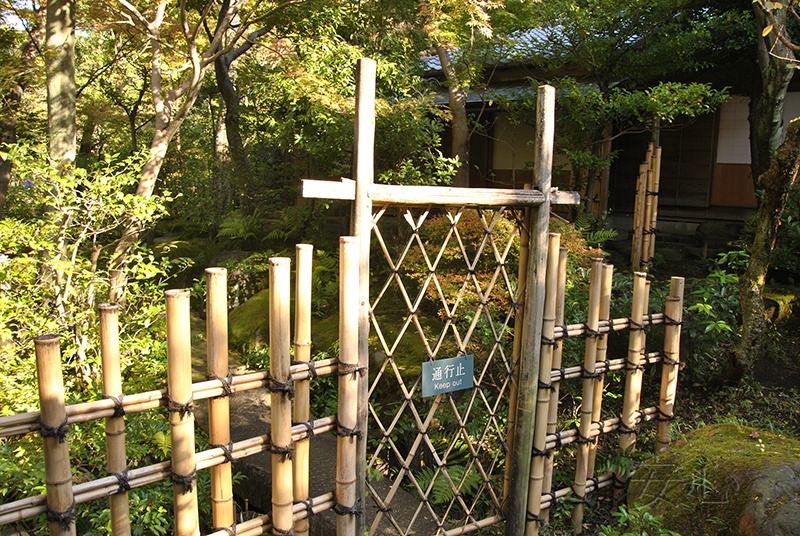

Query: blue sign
<box><xmin>422</xmin><ymin>355</ymin><xmax>474</xmax><ymax>398</ymax></box>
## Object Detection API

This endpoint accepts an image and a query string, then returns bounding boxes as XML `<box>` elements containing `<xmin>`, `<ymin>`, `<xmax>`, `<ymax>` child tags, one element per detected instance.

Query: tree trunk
<box><xmin>726</xmin><ymin>4</ymin><xmax>799</xmax><ymax>382</ymax></box>
<box><xmin>437</xmin><ymin>46</ymin><xmax>470</xmax><ymax>188</ymax></box>
<box><xmin>46</xmin><ymin>0</ymin><xmax>76</xmax><ymax>171</ymax></box>
<box><xmin>727</xmin><ymin>119</ymin><xmax>800</xmax><ymax>382</ymax></box>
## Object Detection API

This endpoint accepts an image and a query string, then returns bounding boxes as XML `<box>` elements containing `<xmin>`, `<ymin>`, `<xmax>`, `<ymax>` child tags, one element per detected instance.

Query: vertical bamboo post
<box><xmin>571</xmin><ymin>258</ymin><xmax>603</xmax><ymax>534</ymax></box>
<box><xmin>505</xmin><ymin>84</ymin><xmax>554</xmax><ymax>536</ymax></box>
<box><xmin>641</xmin><ymin>169</ymin><xmax>655</xmax><ymax>266</ymax></box>
<box><xmin>656</xmin><ymin>277</ymin><xmax>685</xmax><ymax>452</ymax></box>
<box><xmin>587</xmin><ymin>263</ymin><xmax>614</xmax><ymax>478</ymax></box>
<box><xmin>524</xmin><ymin>232</ymin><xmax>561</xmax><ymax>536</ymax></box>
<box><xmin>166</xmin><ymin>289</ymin><xmax>199</xmax><ymax>536</ymax></box>
<box><xmin>99</xmin><ymin>304</ymin><xmax>131</xmax><ymax>536</ymax></box>
<box><xmin>631</xmin><ymin>163</ymin><xmax>648</xmax><ymax>269</ymax></box>
<box><xmin>35</xmin><ymin>334</ymin><xmax>76</xmax><ymax>536</ymax></box>
<box><xmin>541</xmin><ymin>246</ymin><xmax>568</xmax><ymax>525</ymax></box>
<box><xmin>294</xmin><ymin>244</ymin><xmax>313</xmax><ymax>536</ymax></box>
<box><xmin>270</xmin><ymin>258</ymin><xmax>294</xmax><ymax>536</ymax></box>
<box><xmin>206</xmin><ymin>268</ymin><xmax>234</xmax><ymax>532</ymax></box>
<box><xmin>648</xmin><ymin>147</ymin><xmax>662</xmax><ymax>260</ymax></box>
<box><xmin>615</xmin><ymin>275</ymin><xmax>648</xmax><ymax>498</ymax></box>
<box><xmin>351</xmin><ymin>59</ymin><xmax>375</xmax><ymax>536</ymax></box>
<box><xmin>337</xmin><ymin>237</ymin><xmax>360</xmax><ymax>536</ymax></box>
<box><xmin>503</xmin><ymin>186</ymin><xmax>532</xmax><ymax>509</ymax></box>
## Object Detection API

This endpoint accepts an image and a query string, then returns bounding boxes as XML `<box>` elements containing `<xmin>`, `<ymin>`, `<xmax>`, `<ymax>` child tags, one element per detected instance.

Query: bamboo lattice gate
<box><xmin>0</xmin><ymin>58</ymin><xmax>688</xmax><ymax>536</ymax></box>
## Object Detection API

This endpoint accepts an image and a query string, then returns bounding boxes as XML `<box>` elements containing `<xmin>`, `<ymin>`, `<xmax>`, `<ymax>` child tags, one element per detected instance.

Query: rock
<box><xmin>628</xmin><ymin>423</ymin><xmax>800</xmax><ymax>536</ymax></box>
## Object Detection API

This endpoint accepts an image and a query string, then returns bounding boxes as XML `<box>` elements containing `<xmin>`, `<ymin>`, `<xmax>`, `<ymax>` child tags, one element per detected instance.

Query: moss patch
<box><xmin>228</xmin><ymin>288</ymin><xmax>271</xmax><ymax>352</ymax></box>
<box><xmin>628</xmin><ymin>423</ymin><xmax>800</xmax><ymax>535</ymax></box>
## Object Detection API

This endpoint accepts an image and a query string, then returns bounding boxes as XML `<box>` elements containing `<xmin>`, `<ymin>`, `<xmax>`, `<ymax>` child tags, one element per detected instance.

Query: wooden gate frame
<box><xmin>302</xmin><ymin>58</ymin><xmax>579</xmax><ymax>536</ymax></box>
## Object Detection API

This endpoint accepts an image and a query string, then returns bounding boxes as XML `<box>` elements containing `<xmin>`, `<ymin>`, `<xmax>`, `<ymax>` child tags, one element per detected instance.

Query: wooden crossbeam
<box><xmin>302</xmin><ymin>178</ymin><xmax>580</xmax><ymax>206</ymax></box>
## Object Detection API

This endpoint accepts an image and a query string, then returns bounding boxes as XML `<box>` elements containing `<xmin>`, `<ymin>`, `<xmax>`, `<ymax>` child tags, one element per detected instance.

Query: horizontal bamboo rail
<box><xmin>205</xmin><ymin>492</ymin><xmax>336</xmax><ymax>536</ymax></box>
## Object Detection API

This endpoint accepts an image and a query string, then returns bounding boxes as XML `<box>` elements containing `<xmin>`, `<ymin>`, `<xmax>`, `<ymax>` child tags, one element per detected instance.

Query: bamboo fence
<box><xmin>631</xmin><ymin>143</ymin><xmax>663</xmax><ymax>270</ymax></box>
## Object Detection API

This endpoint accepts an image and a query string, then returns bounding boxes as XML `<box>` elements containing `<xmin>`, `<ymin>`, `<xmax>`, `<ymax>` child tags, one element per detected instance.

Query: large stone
<box><xmin>628</xmin><ymin>423</ymin><xmax>800</xmax><ymax>535</ymax></box>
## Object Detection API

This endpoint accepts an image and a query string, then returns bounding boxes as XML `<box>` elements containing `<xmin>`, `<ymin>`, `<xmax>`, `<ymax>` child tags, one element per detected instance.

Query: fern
<box><xmin>575</xmin><ymin>214</ymin><xmax>618</xmax><ymax>247</ymax></box>
<box><xmin>416</xmin><ymin>464</ymin><xmax>483</xmax><ymax>504</ymax></box>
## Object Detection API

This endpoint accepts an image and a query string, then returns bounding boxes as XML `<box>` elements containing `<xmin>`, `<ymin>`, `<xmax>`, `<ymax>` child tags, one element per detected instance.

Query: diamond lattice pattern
<box><xmin>367</xmin><ymin>205</ymin><xmax>529</xmax><ymax>535</ymax></box>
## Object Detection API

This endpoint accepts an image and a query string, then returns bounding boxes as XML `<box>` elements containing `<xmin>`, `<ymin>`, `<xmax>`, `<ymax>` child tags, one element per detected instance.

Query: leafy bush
<box><xmin>599</xmin><ymin>504</ymin><xmax>681</xmax><ymax>536</ymax></box>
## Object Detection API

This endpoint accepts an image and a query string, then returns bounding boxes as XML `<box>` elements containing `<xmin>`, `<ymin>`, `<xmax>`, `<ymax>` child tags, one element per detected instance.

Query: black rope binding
<box><xmin>538</xmin><ymin>379</ymin><xmax>554</xmax><ymax>391</ymax></box>
<box><xmin>554</xmin><ymin>367</ymin><xmax>566</xmax><ymax>382</ymax></box>
<box><xmin>664</xmin><ymin>314</ymin><xmax>682</xmax><ymax>327</ymax></box>
<box><xmin>300</xmin><ymin>498</ymin><xmax>315</xmax><ymax>518</ymax></box>
<box><xmin>552</xmin><ymin>432</ymin><xmax>563</xmax><ymax>449</ymax></box>
<box><xmin>268</xmin><ymin>434</ymin><xmax>294</xmax><ymax>460</ymax></box>
<box><xmin>571</xmin><ymin>491</ymin><xmax>592</xmax><ymax>505</ymax></box>
<box><xmin>267</xmin><ymin>373</ymin><xmax>295</xmax><ymax>400</ymax></box>
<box><xmin>212</xmin><ymin>525</ymin><xmax>236</xmax><ymax>536</ymax></box>
<box><xmin>612</xmin><ymin>473</ymin><xmax>628</xmax><ymax>490</ymax></box>
<box><xmin>293</xmin><ymin>420</ymin><xmax>316</xmax><ymax>440</ymax></box>
<box><xmin>580</xmin><ymin>365</ymin><xmax>601</xmax><ymax>380</ymax></box>
<box><xmin>588</xmin><ymin>476</ymin><xmax>600</xmax><ymax>491</ymax></box>
<box><xmin>46</xmin><ymin>498</ymin><xmax>76</xmax><ymax>532</ymax></box>
<box><xmin>575</xmin><ymin>429</ymin><xmax>592</xmax><ymax>445</ymax></box>
<box><xmin>618</xmin><ymin>422</ymin><xmax>638</xmax><ymax>436</ymax></box>
<box><xmin>272</xmin><ymin>524</ymin><xmax>295</xmax><ymax>536</ymax></box>
<box><xmin>208</xmin><ymin>373</ymin><xmax>234</xmax><ymax>398</ymax></box>
<box><xmin>337</xmin><ymin>362</ymin><xmax>365</xmax><ymax>377</ymax></box>
<box><xmin>546</xmin><ymin>491</ymin><xmax>558</xmax><ymax>507</ymax></box>
<box><xmin>541</xmin><ymin>335</ymin><xmax>557</xmax><ymax>347</ymax></box>
<box><xmin>583</xmin><ymin>324</ymin><xmax>601</xmax><ymax>338</ymax></box>
<box><xmin>39</xmin><ymin>416</ymin><xmax>69</xmax><ymax>444</ymax></box>
<box><xmin>103</xmin><ymin>394</ymin><xmax>126</xmax><ymax>417</ymax></box>
<box><xmin>167</xmin><ymin>393</ymin><xmax>195</xmax><ymax>419</ymax></box>
<box><xmin>655</xmin><ymin>407</ymin><xmax>676</xmax><ymax>423</ymax></box>
<box><xmin>334</xmin><ymin>498</ymin><xmax>363</xmax><ymax>518</ymax></box>
<box><xmin>376</xmin><ymin>504</ymin><xmax>392</xmax><ymax>513</ymax></box>
<box><xmin>109</xmin><ymin>468</ymin><xmax>131</xmax><ymax>494</ymax></box>
<box><xmin>628</xmin><ymin>318</ymin><xmax>646</xmax><ymax>332</ymax></box>
<box><xmin>526</xmin><ymin>510</ymin><xmax>545</xmax><ymax>524</ymax></box>
<box><xmin>625</xmin><ymin>355</ymin><xmax>645</xmax><ymax>371</ymax></box>
<box><xmin>211</xmin><ymin>442</ymin><xmax>235</xmax><ymax>462</ymax></box>
<box><xmin>170</xmin><ymin>466</ymin><xmax>197</xmax><ymax>493</ymax></box>
<box><xmin>292</xmin><ymin>360</ymin><xmax>318</xmax><ymax>379</ymax></box>
<box><xmin>557</xmin><ymin>325</ymin><xmax>569</xmax><ymax>337</ymax></box>
<box><xmin>335</xmin><ymin>418</ymin><xmax>362</xmax><ymax>440</ymax></box>
<box><xmin>531</xmin><ymin>445</ymin><xmax>552</xmax><ymax>458</ymax></box>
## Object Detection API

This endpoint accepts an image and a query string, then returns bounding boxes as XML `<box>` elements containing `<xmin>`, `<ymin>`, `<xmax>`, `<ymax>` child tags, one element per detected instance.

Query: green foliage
<box><xmin>599</xmin><ymin>504</ymin><xmax>681</xmax><ymax>536</ymax></box>
<box><xmin>415</xmin><ymin>464</ymin><xmax>483</xmax><ymax>504</ymax></box>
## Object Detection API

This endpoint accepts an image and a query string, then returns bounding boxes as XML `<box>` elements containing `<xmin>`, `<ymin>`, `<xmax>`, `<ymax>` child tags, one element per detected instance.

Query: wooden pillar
<box><xmin>648</xmin><ymin>147</ymin><xmax>662</xmax><ymax>261</ymax></box>
<box><xmin>351</xmin><ymin>58</ymin><xmax>375</xmax><ymax>536</ymax></box>
<box><xmin>35</xmin><ymin>334</ymin><xmax>77</xmax><ymax>536</ymax></box>
<box><xmin>206</xmin><ymin>268</ymin><xmax>235</xmax><ymax>532</ymax></box>
<box><xmin>99</xmin><ymin>304</ymin><xmax>131</xmax><ymax>536</ymax></box>
<box><xmin>270</xmin><ymin>258</ymin><xmax>294</xmax><ymax>536</ymax></box>
<box><xmin>337</xmin><ymin>237</ymin><xmax>360</xmax><ymax>535</ymax></box>
<box><xmin>166</xmin><ymin>289</ymin><xmax>199</xmax><ymax>536</ymax></box>
<box><xmin>294</xmin><ymin>245</ymin><xmax>313</xmax><ymax>536</ymax></box>
<box><xmin>587</xmin><ymin>264</ymin><xmax>614</xmax><ymax>478</ymax></box>
<box><xmin>505</xmin><ymin>84</ymin><xmax>554</xmax><ymax>536</ymax></box>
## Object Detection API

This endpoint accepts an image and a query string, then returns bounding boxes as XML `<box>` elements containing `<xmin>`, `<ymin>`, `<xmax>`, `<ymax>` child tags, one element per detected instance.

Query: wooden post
<box><xmin>615</xmin><ymin>274</ymin><xmax>649</xmax><ymax>498</ymax></box>
<box><xmin>648</xmin><ymin>147</ymin><xmax>662</xmax><ymax>261</ymax></box>
<box><xmin>99</xmin><ymin>304</ymin><xmax>131</xmax><ymax>536</ymax></box>
<box><xmin>270</xmin><ymin>258</ymin><xmax>294</xmax><ymax>536</ymax></box>
<box><xmin>294</xmin><ymin>245</ymin><xmax>313</xmax><ymax>536</ymax></box>
<box><xmin>656</xmin><ymin>277</ymin><xmax>684</xmax><ymax>452</ymax></box>
<box><xmin>337</xmin><ymin>237</ymin><xmax>360</xmax><ymax>536</ymax></box>
<box><xmin>35</xmin><ymin>334</ymin><xmax>77</xmax><ymax>536</ymax></box>
<box><xmin>503</xmin><ymin>186</ymin><xmax>532</xmax><ymax>509</ymax></box>
<box><xmin>165</xmin><ymin>289</ymin><xmax>199</xmax><ymax>536</ymax></box>
<box><xmin>524</xmin><ymin>232</ymin><xmax>561</xmax><ymax>536</ymax></box>
<box><xmin>587</xmin><ymin>264</ymin><xmax>614</xmax><ymax>478</ymax></box>
<box><xmin>351</xmin><ymin>58</ymin><xmax>375</xmax><ymax>536</ymax></box>
<box><xmin>641</xmin><ymin>169</ymin><xmax>655</xmax><ymax>265</ymax></box>
<box><xmin>505</xmin><ymin>84</ymin><xmax>554</xmax><ymax>536</ymax></box>
<box><xmin>571</xmin><ymin>258</ymin><xmax>603</xmax><ymax>534</ymax></box>
<box><xmin>541</xmin><ymin>246</ymin><xmax>568</xmax><ymax>525</ymax></box>
<box><xmin>631</xmin><ymin>163</ymin><xmax>648</xmax><ymax>269</ymax></box>
<box><xmin>206</xmin><ymin>268</ymin><xmax>235</xmax><ymax>532</ymax></box>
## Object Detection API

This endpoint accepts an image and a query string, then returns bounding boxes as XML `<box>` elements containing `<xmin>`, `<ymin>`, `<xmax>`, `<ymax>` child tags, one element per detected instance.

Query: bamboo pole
<box><xmin>166</xmin><ymin>289</ymin><xmax>199</xmax><ymax>536</ymax></box>
<box><xmin>615</xmin><ymin>274</ymin><xmax>649</xmax><ymax>499</ymax></box>
<box><xmin>351</xmin><ymin>58</ymin><xmax>375</xmax><ymax>536</ymax></box>
<box><xmin>587</xmin><ymin>263</ymin><xmax>614</xmax><ymax>478</ymax></box>
<box><xmin>656</xmin><ymin>277</ymin><xmax>685</xmax><ymax>452</ymax></box>
<box><xmin>571</xmin><ymin>258</ymin><xmax>603</xmax><ymax>534</ymax></box>
<box><xmin>293</xmin><ymin>244</ymin><xmax>313</xmax><ymax>536</ymax></box>
<box><xmin>99</xmin><ymin>304</ymin><xmax>131</xmax><ymax>536</ymax></box>
<box><xmin>641</xmin><ymin>169</ymin><xmax>655</xmax><ymax>266</ymax></box>
<box><xmin>269</xmin><ymin>258</ymin><xmax>294</xmax><ymax>536</ymax></box>
<box><xmin>524</xmin><ymin>232</ymin><xmax>561</xmax><ymax>536</ymax></box>
<box><xmin>541</xmin><ymin>246</ymin><xmax>567</xmax><ymax>525</ymax></box>
<box><xmin>206</xmin><ymin>268</ymin><xmax>235</xmax><ymax>532</ymax></box>
<box><xmin>503</xmin><ymin>186</ymin><xmax>532</xmax><ymax>509</ymax></box>
<box><xmin>35</xmin><ymin>334</ymin><xmax>77</xmax><ymax>536</ymax></box>
<box><xmin>337</xmin><ymin>237</ymin><xmax>360</xmax><ymax>536</ymax></box>
<box><xmin>648</xmin><ymin>147</ymin><xmax>662</xmax><ymax>261</ymax></box>
<box><xmin>631</xmin><ymin>163</ymin><xmax>648</xmax><ymax>269</ymax></box>
<box><xmin>505</xmin><ymin>84</ymin><xmax>555</xmax><ymax>536</ymax></box>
